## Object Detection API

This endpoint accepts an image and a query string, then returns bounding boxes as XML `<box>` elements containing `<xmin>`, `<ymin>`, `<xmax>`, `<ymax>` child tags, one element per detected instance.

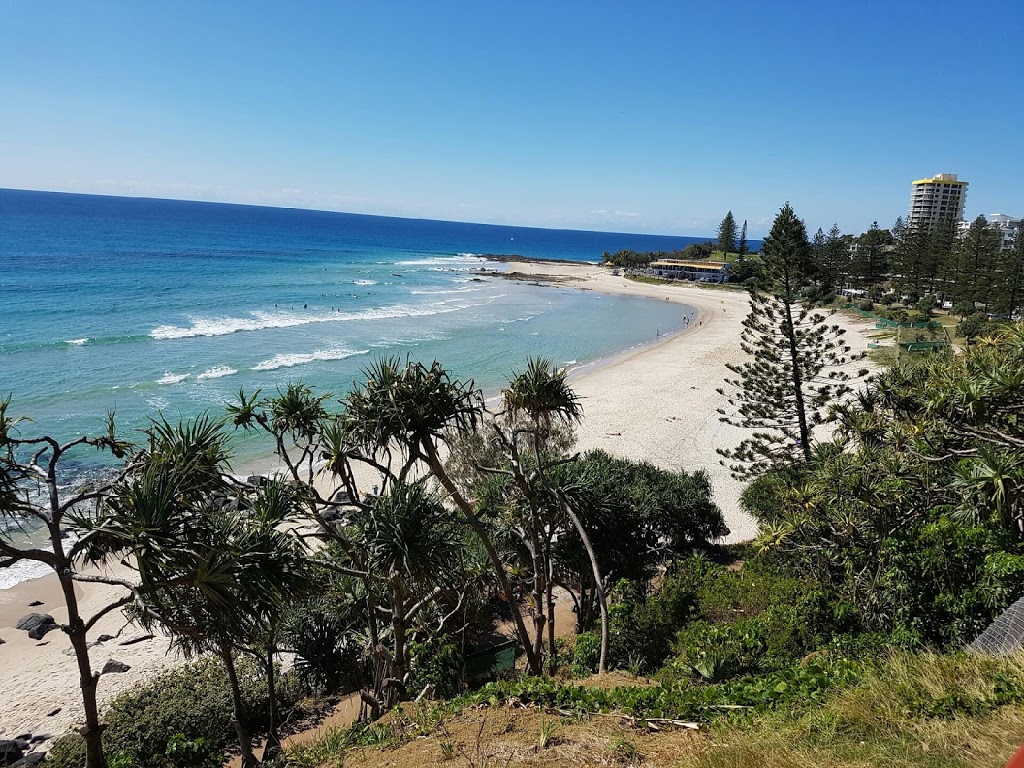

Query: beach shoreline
<box><xmin>0</xmin><ymin>260</ymin><xmax>875</xmax><ymax>742</ymax></box>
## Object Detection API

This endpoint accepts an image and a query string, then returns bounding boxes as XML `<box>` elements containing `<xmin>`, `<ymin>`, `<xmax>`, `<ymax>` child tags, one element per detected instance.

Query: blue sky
<box><xmin>1</xmin><ymin>1</ymin><xmax>1021</xmax><ymax>237</ymax></box>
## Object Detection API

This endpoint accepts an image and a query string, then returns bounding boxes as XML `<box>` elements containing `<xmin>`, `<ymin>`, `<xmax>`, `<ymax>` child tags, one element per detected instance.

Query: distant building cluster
<box><xmin>908</xmin><ymin>172</ymin><xmax>1020</xmax><ymax>249</ymax></box>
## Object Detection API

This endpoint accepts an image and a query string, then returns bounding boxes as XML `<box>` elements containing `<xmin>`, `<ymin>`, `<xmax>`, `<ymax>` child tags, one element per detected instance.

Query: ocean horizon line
<box><xmin>0</xmin><ymin>186</ymin><xmax>731</xmax><ymax>243</ymax></box>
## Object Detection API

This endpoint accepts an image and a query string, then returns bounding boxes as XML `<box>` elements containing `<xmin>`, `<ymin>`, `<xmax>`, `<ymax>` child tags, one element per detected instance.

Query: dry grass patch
<box><xmin>340</xmin><ymin>707</ymin><xmax>701</xmax><ymax>768</ymax></box>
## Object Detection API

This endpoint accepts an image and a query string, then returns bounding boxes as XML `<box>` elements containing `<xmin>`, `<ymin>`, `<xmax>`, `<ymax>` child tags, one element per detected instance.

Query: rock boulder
<box><xmin>14</xmin><ymin>614</ymin><xmax>58</xmax><ymax>640</ymax></box>
<box><xmin>102</xmin><ymin>659</ymin><xmax>131</xmax><ymax>674</ymax></box>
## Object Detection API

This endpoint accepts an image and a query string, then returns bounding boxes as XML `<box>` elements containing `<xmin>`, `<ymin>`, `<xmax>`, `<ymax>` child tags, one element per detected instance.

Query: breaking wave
<box><xmin>150</xmin><ymin>302</ymin><xmax>479</xmax><ymax>340</ymax></box>
<box><xmin>196</xmin><ymin>366</ymin><xmax>238</xmax><ymax>380</ymax></box>
<box><xmin>252</xmin><ymin>347</ymin><xmax>369</xmax><ymax>372</ymax></box>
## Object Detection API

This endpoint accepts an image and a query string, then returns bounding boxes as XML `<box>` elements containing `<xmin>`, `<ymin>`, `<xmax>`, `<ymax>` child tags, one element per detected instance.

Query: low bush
<box><xmin>570</xmin><ymin>631</ymin><xmax>601</xmax><ymax>677</ymax></box>
<box><xmin>460</xmin><ymin>654</ymin><xmax>862</xmax><ymax>721</ymax></box>
<box><xmin>46</xmin><ymin>656</ymin><xmax>310</xmax><ymax>768</ymax></box>
<box><xmin>652</xmin><ymin>555</ymin><xmax>860</xmax><ymax>682</ymax></box>
<box><xmin>957</xmin><ymin>312</ymin><xmax>987</xmax><ymax>339</ymax></box>
<box><xmin>603</xmin><ymin>574</ymin><xmax>699</xmax><ymax>673</ymax></box>
<box><xmin>408</xmin><ymin>637</ymin><xmax>466</xmax><ymax>699</ymax></box>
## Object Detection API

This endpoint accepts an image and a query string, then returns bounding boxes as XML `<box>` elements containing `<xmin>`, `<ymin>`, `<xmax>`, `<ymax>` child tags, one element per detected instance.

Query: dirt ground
<box><xmin>344</xmin><ymin>705</ymin><xmax>703</xmax><ymax>768</ymax></box>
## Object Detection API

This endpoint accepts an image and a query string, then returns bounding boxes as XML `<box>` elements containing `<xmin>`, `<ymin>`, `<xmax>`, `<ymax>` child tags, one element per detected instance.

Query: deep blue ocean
<box><xmin>0</xmin><ymin>189</ymin><xmax>712</xmax><ymax>472</ymax></box>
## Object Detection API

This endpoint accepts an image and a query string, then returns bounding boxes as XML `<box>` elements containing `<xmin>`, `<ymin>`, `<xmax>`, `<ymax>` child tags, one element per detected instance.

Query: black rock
<box><xmin>28</xmin><ymin>736</ymin><xmax>49</xmax><ymax>745</ymax></box>
<box><xmin>27</xmin><ymin>600</ymin><xmax>43</xmax><ymax>607</ymax></box>
<box><xmin>46</xmin><ymin>708</ymin><xmax>61</xmax><ymax>717</ymax></box>
<box><xmin>0</xmin><ymin>739</ymin><xmax>24</xmax><ymax>765</ymax></box>
<box><xmin>15</xmin><ymin>614</ymin><xmax>58</xmax><ymax>640</ymax></box>
<box><xmin>102</xmin><ymin>658</ymin><xmax>131</xmax><ymax>674</ymax></box>
<box><xmin>34</xmin><ymin>642</ymin><xmax>48</xmax><ymax>647</ymax></box>
<box><xmin>12</xmin><ymin>741</ymin><xmax>27</xmax><ymax>753</ymax></box>
<box><xmin>321</xmin><ymin>507</ymin><xmax>343</xmax><ymax>523</ymax></box>
<box><xmin>13</xmin><ymin>753</ymin><xmax>45</xmax><ymax>766</ymax></box>
<box><xmin>0</xmin><ymin>637</ymin><xmax>5</xmax><ymax>645</ymax></box>
<box><xmin>11</xmin><ymin>739</ymin><xmax>28</xmax><ymax>746</ymax></box>
<box><xmin>97</xmin><ymin>633</ymin><xmax>114</xmax><ymax>642</ymax></box>
<box><xmin>118</xmin><ymin>633</ymin><xmax>154</xmax><ymax>646</ymax></box>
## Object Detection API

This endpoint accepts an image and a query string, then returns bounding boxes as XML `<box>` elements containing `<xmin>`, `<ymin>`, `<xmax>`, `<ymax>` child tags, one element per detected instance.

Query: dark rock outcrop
<box><xmin>14</xmin><ymin>614</ymin><xmax>58</xmax><ymax>640</ymax></box>
<box><xmin>0</xmin><ymin>739</ymin><xmax>23</xmax><ymax>766</ymax></box>
<box><xmin>118</xmin><ymin>633</ymin><xmax>153</xmax><ymax>646</ymax></box>
<box><xmin>102</xmin><ymin>659</ymin><xmax>131</xmax><ymax>674</ymax></box>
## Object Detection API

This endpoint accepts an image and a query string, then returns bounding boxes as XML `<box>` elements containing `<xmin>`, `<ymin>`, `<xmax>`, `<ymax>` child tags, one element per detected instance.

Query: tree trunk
<box><xmin>262</xmin><ymin>647</ymin><xmax>281</xmax><ymax>763</ymax></box>
<box><xmin>527</xmin><ymin>531</ymin><xmax>547</xmax><ymax>667</ymax></box>
<box><xmin>559</xmin><ymin>495</ymin><xmax>609</xmax><ymax>673</ymax></box>
<box><xmin>58</xmin><ymin>571</ymin><xmax>106</xmax><ymax>768</ymax></box>
<box><xmin>423</xmin><ymin>443</ymin><xmax>543</xmax><ymax>675</ymax></box>
<box><xmin>221</xmin><ymin>647</ymin><xmax>259</xmax><ymax>768</ymax></box>
<box><xmin>782</xmin><ymin>295</ymin><xmax>812</xmax><ymax>460</ymax></box>
<box><xmin>546</xmin><ymin>572</ymin><xmax>557</xmax><ymax>675</ymax></box>
<box><xmin>391</xmin><ymin>586</ymin><xmax>408</xmax><ymax>708</ymax></box>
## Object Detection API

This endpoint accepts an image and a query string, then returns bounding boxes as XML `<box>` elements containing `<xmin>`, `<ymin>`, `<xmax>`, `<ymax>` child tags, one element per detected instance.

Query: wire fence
<box><xmin>969</xmin><ymin>596</ymin><xmax>1024</xmax><ymax>656</ymax></box>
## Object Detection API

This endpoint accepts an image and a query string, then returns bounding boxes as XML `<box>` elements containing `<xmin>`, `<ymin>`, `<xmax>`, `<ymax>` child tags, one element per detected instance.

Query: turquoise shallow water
<box><xmin>0</xmin><ymin>189</ymin><xmax>702</xmax><ymax>472</ymax></box>
<box><xmin>0</xmin><ymin>189</ymin><xmax>709</xmax><ymax>587</ymax></box>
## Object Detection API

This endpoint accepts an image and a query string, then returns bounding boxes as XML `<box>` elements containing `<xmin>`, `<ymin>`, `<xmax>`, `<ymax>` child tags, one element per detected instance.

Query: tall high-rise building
<box><xmin>907</xmin><ymin>173</ymin><xmax>968</xmax><ymax>231</ymax></box>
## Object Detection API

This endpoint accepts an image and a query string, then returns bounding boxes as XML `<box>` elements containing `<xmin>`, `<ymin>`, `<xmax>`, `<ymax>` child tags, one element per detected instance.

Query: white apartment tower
<box><xmin>907</xmin><ymin>173</ymin><xmax>968</xmax><ymax>231</ymax></box>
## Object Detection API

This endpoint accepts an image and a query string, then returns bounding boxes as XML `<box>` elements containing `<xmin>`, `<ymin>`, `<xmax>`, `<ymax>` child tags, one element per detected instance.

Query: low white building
<box><xmin>991</xmin><ymin>214</ymin><xmax>1021</xmax><ymax>250</ymax></box>
<box><xmin>957</xmin><ymin>213</ymin><xmax>1021</xmax><ymax>250</ymax></box>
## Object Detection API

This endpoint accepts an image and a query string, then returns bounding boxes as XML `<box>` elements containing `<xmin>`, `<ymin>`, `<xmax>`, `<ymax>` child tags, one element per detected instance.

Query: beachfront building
<box><xmin>650</xmin><ymin>259</ymin><xmax>731</xmax><ymax>283</ymax></box>
<box><xmin>989</xmin><ymin>214</ymin><xmax>1021</xmax><ymax>250</ymax></box>
<box><xmin>956</xmin><ymin>213</ymin><xmax>1021</xmax><ymax>250</ymax></box>
<box><xmin>907</xmin><ymin>173</ymin><xmax>968</xmax><ymax>232</ymax></box>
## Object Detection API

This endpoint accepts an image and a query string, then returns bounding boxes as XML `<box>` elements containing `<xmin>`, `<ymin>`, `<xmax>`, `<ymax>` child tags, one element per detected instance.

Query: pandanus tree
<box><xmin>490</xmin><ymin>357</ymin><xmax>610</xmax><ymax>673</ymax></box>
<box><xmin>0</xmin><ymin>397</ymin><xmax>136</xmax><ymax>768</ymax></box>
<box><xmin>338</xmin><ymin>357</ymin><xmax>547</xmax><ymax>674</ymax></box>
<box><xmin>79</xmin><ymin>418</ymin><xmax>311</xmax><ymax>767</ymax></box>
<box><xmin>228</xmin><ymin>368</ymin><xmax>543</xmax><ymax>680</ymax></box>
<box><xmin>333</xmin><ymin>481</ymin><xmax>468</xmax><ymax>718</ymax></box>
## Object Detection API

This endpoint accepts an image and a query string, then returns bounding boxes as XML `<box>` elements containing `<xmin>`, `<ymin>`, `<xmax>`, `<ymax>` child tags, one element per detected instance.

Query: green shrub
<box><xmin>605</xmin><ymin>573</ymin><xmax>699</xmax><ymax>673</ymax></box>
<box><xmin>570</xmin><ymin>631</ymin><xmax>601</xmax><ymax>676</ymax></box>
<box><xmin>408</xmin><ymin>637</ymin><xmax>465</xmax><ymax>699</ymax></box>
<box><xmin>46</xmin><ymin>656</ymin><xmax>308</xmax><ymax>768</ymax></box>
<box><xmin>956</xmin><ymin>313</ymin><xmax>987</xmax><ymax>339</ymax></box>
<box><xmin>458</xmin><ymin>654</ymin><xmax>862</xmax><ymax>721</ymax></box>
<box><xmin>739</xmin><ymin>470</ymin><xmax>800</xmax><ymax>527</ymax></box>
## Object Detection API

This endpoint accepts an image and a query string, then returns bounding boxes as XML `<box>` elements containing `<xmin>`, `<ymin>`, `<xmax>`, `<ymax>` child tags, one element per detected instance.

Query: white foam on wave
<box><xmin>196</xmin><ymin>365</ymin><xmax>238</xmax><ymax>380</ymax></box>
<box><xmin>0</xmin><ymin>559</ymin><xmax>53</xmax><ymax>590</ymax></box>
<box><xmin>150</xmin><ymin>301</ymin><xmax>480</xmax><ymax>340</ymax></box>
<box><xmin>409</xmin><ymin>286</ymin><xmax>479</xmax><ymax>296</ymax></box>
<box><xmin>394</xmin><ymin>255</ymin><xmax>485</xmax><ymax>267</ymax></box>
<box><xmin>353</xmin><ymin>279</ymin><xmax>377</xmax><ymax>286</ymax></box>
<box><xmin>253</xmin><ymin>347</ymin><xmax>369</xmax><ymax>372</ymax></box>
<box><xmin>157</xmin><ymin>372</ymin><xmax>190</xmax><ymax>385</ymax></box>
<box><xmin>65</xmin><ymin>338</ymin><xmax>88</xmax><ymax>346</ymax></box>
<box><xmin>0</xmin><ymin>529</ymin><xmax>82</xmax><ymax>590</ymax></box>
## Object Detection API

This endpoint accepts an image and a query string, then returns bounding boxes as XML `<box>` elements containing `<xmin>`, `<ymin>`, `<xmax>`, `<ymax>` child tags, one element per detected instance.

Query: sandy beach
<box><xmin>0</xmin><ymin>261</ymin><xmax>875</xmax><ymax>743</ymax></box>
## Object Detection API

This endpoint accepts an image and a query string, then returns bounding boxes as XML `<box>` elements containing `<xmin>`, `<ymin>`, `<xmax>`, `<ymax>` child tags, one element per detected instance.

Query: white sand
<box><xmin>0</xmin><ymin>261</ymin><xmax>875</xmax><ymax>742</ymax></box>
<box><xmin>0</xmin><ymin>564</ymin><xmax>180</xmax><ymax>743</ymax></box>
<box><xmin>500</xmin><ymin>261</ymin><xmax>874</xmax><ymax>542</ymax></box>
